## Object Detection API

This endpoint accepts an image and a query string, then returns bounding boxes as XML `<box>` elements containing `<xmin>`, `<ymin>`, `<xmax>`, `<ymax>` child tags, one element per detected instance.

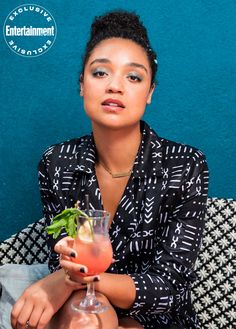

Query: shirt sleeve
<box><xmin>128</xmin><ymin>152</ymin><xmax>209</xmax><ymax>316</ymax></box>
<box><xmin>38</xmin><ymin>147</ymin><xmax>63</xmax><ymax>272</ymax></box>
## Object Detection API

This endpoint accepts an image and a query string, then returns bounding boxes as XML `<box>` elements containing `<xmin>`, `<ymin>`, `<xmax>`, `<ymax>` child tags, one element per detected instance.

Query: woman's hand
<box><xmin>11</xmin><ymin>269</ymin><xmax>74</xmax><ymax>329</ymax></box>
<box><xmin>54</xmin><ymin>237</ymin><xmax>100</xmax><ymax>289</ymax></box>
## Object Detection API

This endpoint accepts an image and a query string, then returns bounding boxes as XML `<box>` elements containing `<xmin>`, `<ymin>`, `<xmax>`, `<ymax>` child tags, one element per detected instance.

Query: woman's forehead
<box><xmin>87</xmin><ymin>38</ymin><xmax>150</xmax><ymax>66</ymax></box>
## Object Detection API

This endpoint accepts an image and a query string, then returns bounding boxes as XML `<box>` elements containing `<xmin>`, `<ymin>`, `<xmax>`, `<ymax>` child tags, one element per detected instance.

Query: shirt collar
<box><xmin>132</xmin><ymin>121</ymin><xmax>163</xmax><ymax>178</ymax></box>
<box><xmin>65</xmin><ymin>121</ymin><xmax>163</xmax><ymax>178</ymax></box>
<box><xmin>63</xmin><ymin>135</ymin><xmax>96</xmax><ymax>175</ymax></box>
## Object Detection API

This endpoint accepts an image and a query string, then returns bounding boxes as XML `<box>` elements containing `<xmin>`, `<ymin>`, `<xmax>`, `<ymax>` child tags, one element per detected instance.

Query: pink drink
<box><xmin>72</xmin><ymin>234</ymin><xmax>113</xmax><ymax>276</ymax></box>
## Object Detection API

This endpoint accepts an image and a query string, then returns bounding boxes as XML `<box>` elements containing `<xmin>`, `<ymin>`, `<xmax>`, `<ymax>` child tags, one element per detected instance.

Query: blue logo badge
<box><xmin>3</xmin><ymin>4</ymin><xmax>57</xmax><ymax>57</ymax></box>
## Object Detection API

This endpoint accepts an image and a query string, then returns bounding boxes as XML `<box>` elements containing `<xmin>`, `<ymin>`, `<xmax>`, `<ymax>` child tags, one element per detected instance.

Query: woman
<box><xmin>11</xmin><ymin>10</ymin><xmax>209</xmax><ymax>329</ymax></box>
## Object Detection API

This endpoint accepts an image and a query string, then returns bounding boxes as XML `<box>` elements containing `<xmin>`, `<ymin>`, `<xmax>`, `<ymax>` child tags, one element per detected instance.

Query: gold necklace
<box><xmin>99</xmin><ymin>162</ymin><xmax>132</xmax><ymax>178</ymax></box>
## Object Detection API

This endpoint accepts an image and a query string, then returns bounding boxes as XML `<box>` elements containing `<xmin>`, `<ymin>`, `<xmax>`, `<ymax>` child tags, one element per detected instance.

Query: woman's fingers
<box><xmin>64</xmin><ymin>268</ymin><xmax>100</xmax><ymax>285</ymax></box>
<box><xmin>17</xmin><ymin>302</ymin><xmax>34</xmax><ymax>329</ymax></box>
<box><xmin>64</xmin><ymin>274</ymin><xmax>100</xmax><ymax>288</ymax></box>
<box><xmin>60</xmin><ymin>259</ymin><xmax>88</xmax><ymax>275</ymax></box>
<box><xmin>64</xmin><ymin>274</ymin><xmax>87</xmax><ymax>289</ymax></box>
<box><xmin>81</xmin><ymin>275</ymin><xmax>100</xmax><ymax>283</ymax></box>
<box><xmin>11</xmin><ymin>270</ymin><xmax>73</xmax><ymax>329</ymax></box>
<box><xmin>37</xmin><ymin>307</ymin><xmax>54</xmax><ymax>329</ymax></box>
<box><xmin>60</xmin><ymin>259</ymin><xmax>100</xmax><ymax>286</ymax></box>
<box><xmin>55</xmin><ymin>237</ymin><xmax>101</xmax><ymax>289</ymax></box>
<box><xmin>27</xmin><ymin>304</ymin><xmax>45</xmax><ymax>329</ymax></box>
<box><xmin>11</xmin><ymin>297</ymin><xmax>27</xmax><ymax>329</ymax></box>
<box><xmin>14</xmin><ymin>303</ymin><xmax>53</xmax><ymax>329</ymax></box>
<box><xmin>54</xmin><ymin>236</ymin><xmax>77</xmax><ymax>258</ymax></box>
<box><xmin>11</xmin><ymin>295</ymin><xmax>43</xmax><ymax>329</ymax></box>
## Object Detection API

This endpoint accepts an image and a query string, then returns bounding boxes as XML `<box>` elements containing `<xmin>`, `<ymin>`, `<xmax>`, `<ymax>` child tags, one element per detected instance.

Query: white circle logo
<box><xmin>3</xmin><ymin>3</ymin><xmax>57</xmax><ymax>57</ymax></box>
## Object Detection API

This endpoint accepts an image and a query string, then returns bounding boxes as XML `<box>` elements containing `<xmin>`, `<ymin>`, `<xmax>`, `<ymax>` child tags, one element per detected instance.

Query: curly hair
<box><xmin>80</xmin><ymin>10</ymin><xmax>158</xmax><ymax>85</ymax></box>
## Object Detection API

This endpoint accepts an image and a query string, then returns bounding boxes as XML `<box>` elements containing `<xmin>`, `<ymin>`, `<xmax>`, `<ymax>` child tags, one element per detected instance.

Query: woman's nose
<box><xmin>106</xmin><ymin>75</ymin><xmax>124</xmax><ymax>94</ymax></box>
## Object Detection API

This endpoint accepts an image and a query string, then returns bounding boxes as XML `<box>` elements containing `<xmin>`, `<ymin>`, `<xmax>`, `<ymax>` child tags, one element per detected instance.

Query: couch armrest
<box><xmin>0</xmin><ymin>218</ymin><xmax>49</xmax><ymax>265</ymax></box>
<box><xmin>192</xmin><ymin>197</ymin><xmax>236</xmax><ymax>329</ymax></box>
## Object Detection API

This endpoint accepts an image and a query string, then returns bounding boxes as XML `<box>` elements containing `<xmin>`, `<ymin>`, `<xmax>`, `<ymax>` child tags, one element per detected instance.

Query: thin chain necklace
<box><xmin>97</xmin><ymin>132</ymin><xmax>142</xmax><ymax>178</ymax></box>
<box><xmin>99</xmin><ymin>161</ymin><xmax>132</xmax><ymax>178</ymax></box>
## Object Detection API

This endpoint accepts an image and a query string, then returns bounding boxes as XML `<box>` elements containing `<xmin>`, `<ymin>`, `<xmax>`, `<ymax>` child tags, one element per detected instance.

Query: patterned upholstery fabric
<box><xmin>0</xmin><ymin>197</ymin><xmax>235</xmax><ymax>328</ymax></box>
<box><xmin>192</xmin><ymin>197</ymin><xmax>236</xmax><ymax>329</ymax></box>
<box><xmin>0</xmin><ymin>219</ymin><xmax>49</xmax><ymax>265</ymax></box>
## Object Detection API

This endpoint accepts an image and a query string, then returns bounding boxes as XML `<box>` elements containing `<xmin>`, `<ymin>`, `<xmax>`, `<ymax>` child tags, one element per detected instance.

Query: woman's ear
<box><xmin>147</xmin><ymin>83</ymin><xmax>155</xmax><ymax>104</ymax></box>
<box><xmin>79</xmin><ymin>74</ymin><xmax>84</xmax><ymax>96</ymax></box>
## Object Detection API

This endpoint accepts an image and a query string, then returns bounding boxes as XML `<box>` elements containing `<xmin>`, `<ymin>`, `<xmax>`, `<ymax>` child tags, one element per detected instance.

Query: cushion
<box><xmin>0</xmin><ymin>218</ymin><xmax>49</xmax><ymax>265</ymax></box>
<box><xmin>192</xmin><ymin>197</ymin><xmax>236</xmax><ymax>329</ymax></box>
<box><xmin>0</xmin><ymin>264</ymin><xmax>49</xmax><ymax>329</ymax></box>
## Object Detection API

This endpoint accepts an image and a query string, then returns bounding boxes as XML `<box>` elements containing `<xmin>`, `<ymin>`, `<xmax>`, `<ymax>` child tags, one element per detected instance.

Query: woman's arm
<box><xmin>55</xmin><ymin>238</ymin><xmax>137</xmax><ymax>309</ymax></box>
<box><xmin>96</xmin><ymin>153</ymin><xmax>209</xmax><ymax>314</ymax></box>
<box><xmin>125</xmin><ymin>152</ymin><xmax>209</xmax><ymax>316</ymax></box>
<box><xmin>95</xmin><ymin>273</ymin><xmax>136</xmax><ymax>309</ymax></box>
<box><xmin>11</xmin><ymin>269</ymin><xmax>74</xmax><ymax>329</ymax></box>
<box><xmin>11</xmin><ymin>150</ymin><xmax>75</xmax><ymax>329</ymax></box>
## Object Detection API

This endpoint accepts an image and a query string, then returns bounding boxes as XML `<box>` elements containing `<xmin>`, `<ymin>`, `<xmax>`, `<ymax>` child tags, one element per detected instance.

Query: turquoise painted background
<box><xmin>0</xmin><ymin>0</ymin><xmax>235</xmax><ymax>241</ymax></box>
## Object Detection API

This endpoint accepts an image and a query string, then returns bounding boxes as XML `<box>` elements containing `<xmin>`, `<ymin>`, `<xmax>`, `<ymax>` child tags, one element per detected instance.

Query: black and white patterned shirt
<box><xmin>38</xmin><ymin>121</ymin><xmax>209</xmax><ymax>328</ymax></box>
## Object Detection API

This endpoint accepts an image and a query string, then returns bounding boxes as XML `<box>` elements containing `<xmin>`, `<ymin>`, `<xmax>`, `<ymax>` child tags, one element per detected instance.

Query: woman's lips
<box><xmin>101</xmin><ymin>98</ymin><xmax>125</xmax><ymax>112</ymax></box>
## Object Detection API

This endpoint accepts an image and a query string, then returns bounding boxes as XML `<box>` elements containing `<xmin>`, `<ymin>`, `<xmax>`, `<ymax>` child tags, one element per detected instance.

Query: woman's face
<box><xmin>80</xmin><ymin>38</ymin><xmax>155</xmax><ymax>129</ymax></box>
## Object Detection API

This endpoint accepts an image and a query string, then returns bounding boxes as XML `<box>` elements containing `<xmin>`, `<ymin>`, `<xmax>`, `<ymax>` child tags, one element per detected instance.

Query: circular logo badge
<box><xmin>3</xmin><ymin>3</ymin><xmax>57</xmax><ymax>57</ymax></box>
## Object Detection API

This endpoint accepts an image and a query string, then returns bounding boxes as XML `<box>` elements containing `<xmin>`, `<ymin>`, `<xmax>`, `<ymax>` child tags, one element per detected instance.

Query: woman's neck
<box><xmin>92</xmin><ymin>122</ymin><xmax>141</xmax><ymax>173</ymax></box>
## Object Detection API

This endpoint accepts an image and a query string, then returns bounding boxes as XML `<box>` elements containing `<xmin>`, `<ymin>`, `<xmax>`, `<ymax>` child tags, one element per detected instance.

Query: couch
<box><xmin>0</xmin><ymin>197</ymin><xmax>235</xmax><ymax>328</ymax></box>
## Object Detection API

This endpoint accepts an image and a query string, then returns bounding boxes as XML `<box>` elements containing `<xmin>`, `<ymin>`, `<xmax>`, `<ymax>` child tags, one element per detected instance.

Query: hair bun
<box><xmin>91</xmin><ymin>10</ymin><xmax>148</xmax><ymax>41</ymax></box>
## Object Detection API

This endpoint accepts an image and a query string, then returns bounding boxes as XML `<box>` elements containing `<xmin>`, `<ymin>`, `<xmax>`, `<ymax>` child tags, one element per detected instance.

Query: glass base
<box><xmin>71</xmin><ymin>298</ymin><xmax>109</xmax><ymax>314</ymax></box>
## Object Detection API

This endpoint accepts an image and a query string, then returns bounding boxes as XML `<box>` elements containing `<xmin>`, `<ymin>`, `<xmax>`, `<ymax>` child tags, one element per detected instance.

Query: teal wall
<box><xmin>0</xmin><ymin>0</ymin><xmax>235</xmax><ymax>241</ymax></box>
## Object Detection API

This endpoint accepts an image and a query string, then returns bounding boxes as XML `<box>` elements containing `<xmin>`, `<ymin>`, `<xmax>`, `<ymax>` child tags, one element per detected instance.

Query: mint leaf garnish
<box><xmin>46</xmin><ymin>208</ymin><xmax>89</xmax><ymax>239</ymax></box>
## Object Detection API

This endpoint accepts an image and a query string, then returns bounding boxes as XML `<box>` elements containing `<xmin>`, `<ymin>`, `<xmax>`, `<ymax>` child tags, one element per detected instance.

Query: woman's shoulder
<box><xmin>157</xmin><ymin>136</ymin><xmax>208</xmax><ymax>180</ymax></box>
<box><xmin>144</xmin><ymin>121</ymin><xmax>207</xmax><ymax>164</ymax></box>
<box><xmin>40</xmin><ymin>134</ymin><xmax>92</xmax><ymax>164</ymax></box>
<box><xmin>160</xmin><ymin>136</ymin><xmax>207</xmax><ymax>162</ymax></box>
<box><xmin>156</xmin><ymin>137</ymin><xmax>209</xmax><ymax>187</ymax></box>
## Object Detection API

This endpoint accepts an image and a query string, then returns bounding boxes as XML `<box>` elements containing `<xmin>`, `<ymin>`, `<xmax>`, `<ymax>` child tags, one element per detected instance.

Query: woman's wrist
<box><xmin>94</xmin><ymin>273</ymin><xmax>136</xmax><ymax>309</ymax></box>
<box><xmin>56</xmin><ymin>268</ymin><xmax>76</xmax><ymax>294</ymax></box>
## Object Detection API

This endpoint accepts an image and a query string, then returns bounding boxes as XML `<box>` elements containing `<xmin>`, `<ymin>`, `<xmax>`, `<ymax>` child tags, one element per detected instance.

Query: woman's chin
<box><xmin>91</xmin><ymin>116</ymin><xmax>140</xmax><ymax>130</ymax></box>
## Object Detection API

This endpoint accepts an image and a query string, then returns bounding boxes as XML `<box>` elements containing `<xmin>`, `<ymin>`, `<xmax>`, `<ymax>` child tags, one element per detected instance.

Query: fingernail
<box><xmin>93</xmin><ymin>276</ymin><xmax>100</xmax><ymax>282</ymax></box>
<box><xmin>70</xmin><ymin>252</ymin><xmax>76</xmax><ymax>258</ymax></box>
<box><xmin>79</xmin><ymin>268</ymin><xmax>85</xmax><ymax>273</ymax></box>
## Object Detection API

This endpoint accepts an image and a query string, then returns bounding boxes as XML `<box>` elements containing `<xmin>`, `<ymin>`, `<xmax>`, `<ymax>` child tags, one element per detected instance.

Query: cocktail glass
<box><xmin>71</xmin><ymin>210</ymin><xmax>113</xmax><ymax>313</ymax></box>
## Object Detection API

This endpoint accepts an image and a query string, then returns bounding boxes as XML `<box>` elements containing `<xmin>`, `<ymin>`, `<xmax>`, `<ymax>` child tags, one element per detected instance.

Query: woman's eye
<box><xmin>127</xmin><ymin>74</ymin><xmax>142</xmax><ymax>82</ymax></box>
<box><xmin>92</xmin><ymin>70</ymin><xmax>107</xmax><ymax>78</ymax></box>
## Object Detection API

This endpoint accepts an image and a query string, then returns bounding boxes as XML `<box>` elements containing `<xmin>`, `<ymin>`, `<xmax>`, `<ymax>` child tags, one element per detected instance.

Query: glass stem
<box><xmin>86</xmin><ymin>282</ymin><xmax>96</xmax><ymax>299</ymax></box>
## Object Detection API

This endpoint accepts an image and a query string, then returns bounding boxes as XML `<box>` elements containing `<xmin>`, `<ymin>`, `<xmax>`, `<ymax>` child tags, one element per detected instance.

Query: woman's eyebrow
<box><xmin>89</xmin><ymin>58</ymin><xmax>148</xmax><ymax>74</ymax></box>
<box><xmin>90</xmin><ymin>58</ymin><xmax>110</xmax><ymax>66</ymax></box>
<box><xmin>126</xmin><ymin>62</ymin><xmax>148</xmax><ymax>73</ymax></box>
